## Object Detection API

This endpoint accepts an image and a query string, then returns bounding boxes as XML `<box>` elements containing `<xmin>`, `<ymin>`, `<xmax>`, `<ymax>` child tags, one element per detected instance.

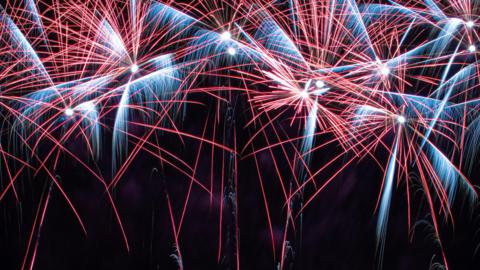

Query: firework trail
<box><xmin>210</xmin><ymin>0</ymin><xmax>480</xmax><ymax>267</ymax></box>
<box><xmin>1</xmin><ymin>0</ymin><xmax>480</xmax><ymax>269</ymax></box>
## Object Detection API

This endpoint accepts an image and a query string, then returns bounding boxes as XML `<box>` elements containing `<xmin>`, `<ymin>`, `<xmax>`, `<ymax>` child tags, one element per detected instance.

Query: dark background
<box><xmin>1</xmin><ymin>97</ymin><xmax>479</xmax><ymax>270</ymax></box>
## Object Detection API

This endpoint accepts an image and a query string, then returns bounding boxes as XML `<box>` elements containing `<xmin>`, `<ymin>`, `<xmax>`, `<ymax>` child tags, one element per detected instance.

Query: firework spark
<box><xmin>1</xmin><ymin>0</ymin><xmax>480</xmax><ymax>269</ymax></box>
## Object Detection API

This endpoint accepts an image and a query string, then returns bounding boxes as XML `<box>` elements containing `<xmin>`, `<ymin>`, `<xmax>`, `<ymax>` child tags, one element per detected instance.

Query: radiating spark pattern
<box><xmin>1</xmin><ymin>0</ymin><xmax>480</xmax><ymax>269</ymax></box>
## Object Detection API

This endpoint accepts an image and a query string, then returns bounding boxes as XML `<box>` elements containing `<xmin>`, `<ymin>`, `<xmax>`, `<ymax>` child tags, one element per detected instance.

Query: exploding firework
<box><xmin>1</xmin><ymin>0</ymin><xmax>480</xmax><ymax>269</ymax></box>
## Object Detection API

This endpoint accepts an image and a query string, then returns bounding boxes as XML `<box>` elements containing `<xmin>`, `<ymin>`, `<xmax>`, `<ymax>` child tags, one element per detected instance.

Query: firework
<box><xmin>1</xmin><ymin>0</ymin><xmax>480</xmax><ymax>269</ymax></box>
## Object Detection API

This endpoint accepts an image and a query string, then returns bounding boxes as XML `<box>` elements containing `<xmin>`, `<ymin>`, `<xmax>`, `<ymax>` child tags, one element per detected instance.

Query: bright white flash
<box><xmin>65</xmin><ymin>108</ymin><xmax>74</xmax><ymax>116</ymax></box>
<box><xmin>227</xmin><ymin>47</ymin><xmax>236</xmax><ymax>55</ymax></box>
<box><xmin>466</xmin><ymin>21</ymin><xmax>475</xmax><ymax>28</ymax></box>
<box><xmin>468</xmin><ymin>45</ymin><xmax>476</xmax><ymax>53</ymax></box>
<box><xmin>130</xmin><ymin>64</ymin><xmax>139</xmax><ymax>73</ymax></box>
<box><xmin>77</xmin><ymin>101</ymin><xmax>95</xmax><ymax>112</ymax></box>
<box><xmin>379</xmin><ymin>65</ymin><xmax>390</xmax><ymax>76</ymax></box>
<box><xmin>397</xmin><ymin>115</ymin><xmax>406</xmax><ymax>124</ymax></box>
<box><xmin>300</xmin><ymin>90</ymin><xmax>309</xmax><ymax>99</ymax></box>
<box><xmin>315</xmin><ymin>80</ymin><xmax>325</xmax><ymax>88</ymax></box>
<box><xmin>220</xmin><ymin>31</ymin><xmax>232</xmax><ymax>41</ymax></box>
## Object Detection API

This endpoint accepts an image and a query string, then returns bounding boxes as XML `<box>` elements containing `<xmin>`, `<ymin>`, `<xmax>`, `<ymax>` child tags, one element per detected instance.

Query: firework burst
<box><xmin>1</xmin><ymin>0</ymin><xmax>480</xmax><ymax>269</ymax></box>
